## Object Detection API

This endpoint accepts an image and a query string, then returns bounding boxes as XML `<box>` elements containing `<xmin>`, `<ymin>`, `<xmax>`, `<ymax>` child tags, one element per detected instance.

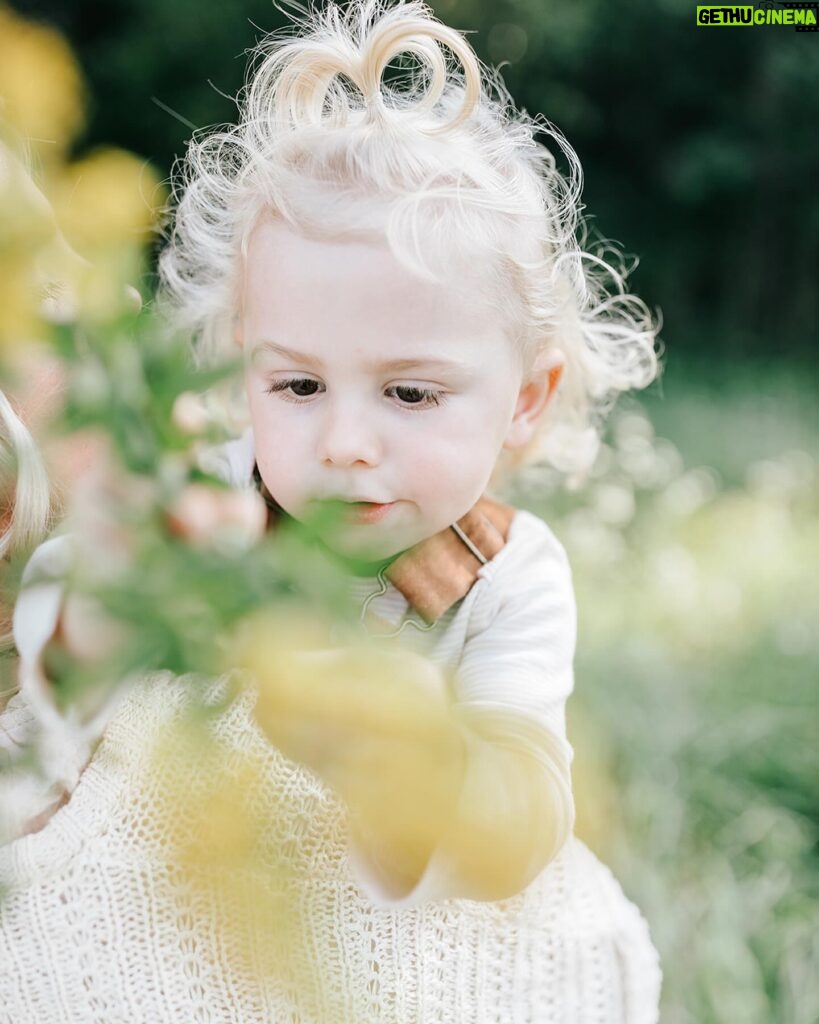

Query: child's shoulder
<box><xmin>481</xmin><ymin>503</ymin><xmax>573</xmax><ymax>589</ymax></box>
<box><xmin>461</xmin><ymin>502</ymin><xmax>575</xmax><ymax>638</ymax></box>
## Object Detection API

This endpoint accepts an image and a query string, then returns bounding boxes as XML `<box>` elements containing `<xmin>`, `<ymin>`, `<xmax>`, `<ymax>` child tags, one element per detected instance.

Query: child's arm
<box><xmin>346</xmin><ymin>529</ymin><xmax>577</xmax><ymax>906</ymax></box>
<box><xmin>358</xmin><ymin>517</ymin><xmax>575</xmax><ymax>906</ymax></box>
<box><xmin>348</xmin><ymin>707</ymin><xmax>573</xmax><ymax>906</ymax></box>
<box><xmin>441</xmin><ymin>521</ymin><xmax>577</xmax><ymax>897</ymax></box>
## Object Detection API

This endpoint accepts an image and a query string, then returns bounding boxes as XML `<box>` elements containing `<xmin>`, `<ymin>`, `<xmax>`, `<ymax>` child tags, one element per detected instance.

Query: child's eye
<box><xmin>386</xmin><ymin>385</ymin><xmax>445</xmax><ymax>409</ymax></box>
<box><xmin>264</xmin><ymin>378</ymin><xmax>446</xmax><ymax>409</ymax></box>
<box><xmin>264</xmin><ymin>377</ymin><xmax>323</xmax><ymax>401</ymax></box>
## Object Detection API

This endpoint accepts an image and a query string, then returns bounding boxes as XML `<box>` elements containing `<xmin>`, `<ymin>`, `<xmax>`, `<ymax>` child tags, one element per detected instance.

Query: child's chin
<box><xmin>324</xmin><ymin>528</ymin><xmax>399</xmax><ymax>561</ymax></box>
<box><xmin>316</xmin><ymin>523</ymin><xmax>412</xmax><ymax>567</ymax></box>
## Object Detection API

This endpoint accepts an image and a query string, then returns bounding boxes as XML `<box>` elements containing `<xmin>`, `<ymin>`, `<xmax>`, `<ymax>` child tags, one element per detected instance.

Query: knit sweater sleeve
<box><xmin>348</xmin><ymin>512</ymin><xmax>577</xmax><ymax>908</ymax></box>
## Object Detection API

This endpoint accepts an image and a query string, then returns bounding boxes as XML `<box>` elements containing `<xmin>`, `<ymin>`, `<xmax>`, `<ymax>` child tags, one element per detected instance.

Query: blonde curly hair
<box><xmin>157</xmin><ymin>0</ymin><xmax>663</xmax><ymax>483</ymax></box>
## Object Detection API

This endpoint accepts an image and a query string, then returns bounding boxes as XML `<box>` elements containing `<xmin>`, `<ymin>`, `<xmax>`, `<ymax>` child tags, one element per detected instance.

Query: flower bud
<box><xmin>171</xmin><ymin>391</ymin><xmax>209</xmax><ymax>436</ymax></box>
<box><xmin>166</xmin><ymin>483</ymin><xmax>267</xmax><ymax>551</ymax></box>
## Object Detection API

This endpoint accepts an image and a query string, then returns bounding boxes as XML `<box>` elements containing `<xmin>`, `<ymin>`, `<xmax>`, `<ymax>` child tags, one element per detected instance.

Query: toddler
<box><xmin>0</xmin><ymin>1</ymin><xmax>663</xmax><ymax>1020</ymax></box>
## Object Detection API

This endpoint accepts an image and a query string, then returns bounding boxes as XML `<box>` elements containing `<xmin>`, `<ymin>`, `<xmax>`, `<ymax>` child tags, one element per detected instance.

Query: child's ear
<box><xmin>503</xmin><ymin>348</ymin><xmax>565</xmax><ymax>451</ymax></box>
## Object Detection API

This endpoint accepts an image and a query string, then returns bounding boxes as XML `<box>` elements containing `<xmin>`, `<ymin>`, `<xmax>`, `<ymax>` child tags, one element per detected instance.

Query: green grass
<box><xmin>521</xmin><ymin>358</ymin><xmax>818</xmax><ymax>1023</ymax></box>
<box><xmin>638</xmin><ymin>354</ymin><xmax>817</xmax><ymax>490</ymax></box>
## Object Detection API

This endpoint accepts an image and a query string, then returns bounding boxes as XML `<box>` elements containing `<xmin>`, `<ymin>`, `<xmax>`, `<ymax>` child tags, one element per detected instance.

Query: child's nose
<box><xmin>316</xmin><ymin>398</ymin><xmax>383</xmax><ymax>468</ymax></box>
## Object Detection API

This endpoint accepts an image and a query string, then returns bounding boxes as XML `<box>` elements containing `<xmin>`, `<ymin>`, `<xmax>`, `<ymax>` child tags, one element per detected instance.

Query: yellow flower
<box><xmin>46</xmin><ymin>148</ymin><xmax>166</xmax><ymax>321</ymax></box>
<box><xmin>53</xmin><ymin>148</ymin><xmax>165</xmax><ymax>253</ymax></box>
<box><xmin>0</xmin><ymin>4</ymin><xmax>165</xmax><ymax>335</ymax></box>
<box><xmin>0</xmin><ymin>5</ymin><xmax>85</xmax><ymax>162</ymax></box>
<box><xmin>0</xmin><ymin>137</ymin><xmax>85</xmax><ymax>346</ymax></box>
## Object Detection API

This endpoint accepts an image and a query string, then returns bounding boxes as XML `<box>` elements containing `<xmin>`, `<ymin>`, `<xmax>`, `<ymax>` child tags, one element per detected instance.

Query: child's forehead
<box><xmin>249</xmin><ymin>337</ymin><xmax>484</xmax><ymax>381</ymax></box>
<box><xmin>242</xmin><ymin>216</ymin><xmax>512</xmax><ymax>346</ymax></box>
<box><xmin>245</xmin><ymin>214</ymin><xmax>477</xmax><ymax>287</ymax></box>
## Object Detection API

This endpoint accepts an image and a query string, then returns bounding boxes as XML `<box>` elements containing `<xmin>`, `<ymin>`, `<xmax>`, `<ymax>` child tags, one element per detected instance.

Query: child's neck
<box><xmin>311</xmin><ymin>534</ymin><xmax>404</xmax><ymax>578</ymax></box>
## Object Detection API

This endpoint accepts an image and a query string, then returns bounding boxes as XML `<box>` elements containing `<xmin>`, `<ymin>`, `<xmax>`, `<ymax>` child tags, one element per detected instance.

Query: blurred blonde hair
<box><xmin>0</xmin><ymin>391</ymin><xmax>52</xmax><ymax>661</ymax></box>
<box><xmin>0</xmin><ymin>136</ymin><xmax>70</xmax><ymax>664</ymax></box>
<box><xmin>157</xmin><ymin>0</ymin><xmax>663</xmax><ymax>483</ymax></box>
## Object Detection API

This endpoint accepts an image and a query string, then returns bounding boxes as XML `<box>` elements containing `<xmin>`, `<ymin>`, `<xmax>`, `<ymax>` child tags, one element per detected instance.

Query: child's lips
<box><xmin>342</xmin><ymin>501</ymin><xmax>396</xmax><ymax>524</ymax></box>
<box><xmin>313</xmin><ymin>497</ymin><xmax>398</xmax><ymax>525</ymax></box>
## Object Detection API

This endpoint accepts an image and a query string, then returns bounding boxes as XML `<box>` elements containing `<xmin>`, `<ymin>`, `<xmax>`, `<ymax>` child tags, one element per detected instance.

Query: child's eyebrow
<box><xmin>250</xmin><ymin>340</ymin><xmax>470</xmax><ymax>374</ymax></box>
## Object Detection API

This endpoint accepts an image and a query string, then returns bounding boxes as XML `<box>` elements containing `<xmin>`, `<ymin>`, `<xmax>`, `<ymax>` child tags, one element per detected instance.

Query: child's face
<box><xmin>236</xmin><ymin>217</ymin><xmax>556</xmax><ymax>564</ymax></box>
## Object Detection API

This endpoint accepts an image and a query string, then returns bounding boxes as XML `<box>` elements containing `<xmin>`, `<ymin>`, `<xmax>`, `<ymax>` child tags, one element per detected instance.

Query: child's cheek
<box><xmin>403</xmin><ymin>423</ymin><xmax>488</xmax><ymax>498</ymax></box>
<box><xmin>247</xmin><ymin>401</ymin><xmax>306</xmax><ymax>505</ymax></box>
<box><xmin>255</xmin><ymin>434</ymin><xmax>301</xmax><ymax>488</ymax></box>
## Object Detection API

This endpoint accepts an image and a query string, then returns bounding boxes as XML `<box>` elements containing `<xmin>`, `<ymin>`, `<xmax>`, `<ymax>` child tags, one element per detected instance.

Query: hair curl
<box><xmin>156</xmin><ymin>0</ymin><xmax>663</xmax><ymax>483</ymax></box>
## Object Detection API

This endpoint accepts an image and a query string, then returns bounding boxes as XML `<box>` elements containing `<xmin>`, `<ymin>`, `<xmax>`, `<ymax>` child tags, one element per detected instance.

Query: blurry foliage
<box><xmin>0</xmin><ymin>3</ymin><xmax>369</xmax><ymax>726</ymax></box>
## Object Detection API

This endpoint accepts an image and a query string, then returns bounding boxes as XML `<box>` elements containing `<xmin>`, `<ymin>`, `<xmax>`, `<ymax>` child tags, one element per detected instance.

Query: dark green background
<box><xmin>11</xmin><ymin>0</ymin><xmax>819</xmax><ymax>371</ymax></box>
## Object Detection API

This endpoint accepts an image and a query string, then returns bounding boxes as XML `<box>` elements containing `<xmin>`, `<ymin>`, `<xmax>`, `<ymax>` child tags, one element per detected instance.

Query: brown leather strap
<box><xmin>252</xmin><ymin>464</ymin><xmax>516</xmax><ymax>624</ymax></box>
<box><xmin>384</xmin><ymin>496</ymin><xmax>516</xmax><ymax>623</ymax></box>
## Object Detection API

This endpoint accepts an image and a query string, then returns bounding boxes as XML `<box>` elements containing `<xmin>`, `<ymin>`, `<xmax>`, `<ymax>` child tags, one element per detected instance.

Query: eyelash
<box><xmin>263</xmin><ymin>377</ymin><xmax>447</xmax><ymax>410</ymax></box>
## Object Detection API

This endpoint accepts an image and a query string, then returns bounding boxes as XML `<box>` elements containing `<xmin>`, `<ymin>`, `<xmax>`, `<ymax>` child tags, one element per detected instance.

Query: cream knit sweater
<box><xmin>0</xmin><ymin>431</ymin><xmax>662</xmax><ymax>1022</ymax></box>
